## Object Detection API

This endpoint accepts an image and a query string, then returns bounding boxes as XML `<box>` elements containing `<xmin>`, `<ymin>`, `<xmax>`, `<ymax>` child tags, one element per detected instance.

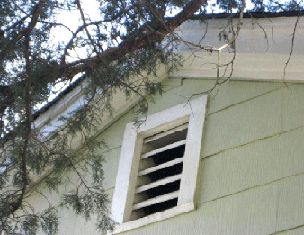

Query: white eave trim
<box><xmin>33</xmin><ymin>65</ymin><xmax>168</xmax><ymax>141</ymax></box>
<box><xmin>171</xmin><ymin>16</ymin><xmax>304</xmax><ymax>82</ymax></box>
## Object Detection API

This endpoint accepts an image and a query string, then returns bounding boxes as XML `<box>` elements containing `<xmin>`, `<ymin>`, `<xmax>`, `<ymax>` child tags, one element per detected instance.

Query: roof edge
<box><xmin>190</xmin><ymin>10</ymin><xmax>304</xmax><ymax>20</ymax></box>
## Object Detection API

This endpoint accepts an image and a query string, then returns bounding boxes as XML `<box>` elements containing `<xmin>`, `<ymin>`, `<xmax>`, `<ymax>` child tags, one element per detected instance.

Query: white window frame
<box><xmin>111</xmin><ymin>95</ymin><xmax>207</xmax><ymax>234</ymax></box>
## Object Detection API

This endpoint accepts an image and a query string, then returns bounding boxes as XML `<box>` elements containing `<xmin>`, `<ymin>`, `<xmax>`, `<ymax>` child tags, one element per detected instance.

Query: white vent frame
<box><xmin>111</xmin><ymin>95</ymin><xmax>207</xmax><ymax>233</ymax></box>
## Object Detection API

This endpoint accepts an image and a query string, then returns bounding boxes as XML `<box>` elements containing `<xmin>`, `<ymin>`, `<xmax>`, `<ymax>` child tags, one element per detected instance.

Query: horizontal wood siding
<box><xmin>29</xmin><ymin>78</ymin><xmax>304</xmax><ymax>235</ymax></box>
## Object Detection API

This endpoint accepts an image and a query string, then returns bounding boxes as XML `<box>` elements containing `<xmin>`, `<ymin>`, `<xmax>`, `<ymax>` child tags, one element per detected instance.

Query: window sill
<box><xmin>111</xmin><ymin>203</ymin><xmax>194</xmax><ymax>234</ymax></box>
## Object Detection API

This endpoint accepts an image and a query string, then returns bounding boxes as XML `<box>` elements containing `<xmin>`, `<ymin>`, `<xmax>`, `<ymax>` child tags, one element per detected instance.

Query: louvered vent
<box><xmin>130</xmin><ymin>122</ymin><xmax>188</xmax><ymax>220</ymax></box>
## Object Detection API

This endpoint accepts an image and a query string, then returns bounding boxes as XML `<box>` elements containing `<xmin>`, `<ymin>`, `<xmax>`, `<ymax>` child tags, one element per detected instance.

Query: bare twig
<box><xmin>283</xmin><ymin>14</ymin><xmax>301</xmax><ymax>81</ymax></box>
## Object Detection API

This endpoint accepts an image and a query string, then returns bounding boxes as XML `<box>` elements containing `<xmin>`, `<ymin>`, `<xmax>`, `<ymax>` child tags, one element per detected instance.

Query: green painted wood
<box><xmin>29</xmin><ymin>79</ymin><xmax>304</xmax><ymax>235</ymax></box>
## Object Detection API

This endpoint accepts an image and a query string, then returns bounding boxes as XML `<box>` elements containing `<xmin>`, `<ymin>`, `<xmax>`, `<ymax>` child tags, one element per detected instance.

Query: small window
<box><xmin>111</xmin><ymin>96</ymin><xmax>207</xmax><ymax>234</ymax></box>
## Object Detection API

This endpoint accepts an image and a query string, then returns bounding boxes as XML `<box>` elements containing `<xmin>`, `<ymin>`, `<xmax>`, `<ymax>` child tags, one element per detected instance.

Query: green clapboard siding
<box><xmin>115</xmin><ymin>79</ymin><xmax>304</xmax><ymax>235</ymax></box>
<box><xmin>30</xmin><ymin>79</ymin><xmax>304</xmax><ymax>235</ymax></box>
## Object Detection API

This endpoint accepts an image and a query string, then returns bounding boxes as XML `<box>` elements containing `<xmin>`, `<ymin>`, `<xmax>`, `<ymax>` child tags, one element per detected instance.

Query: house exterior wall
<box><xmin>30</xmin><ymin>78</ymin><xmax>304</xmax><ymax>235</ymax></box>
<box><xmin>115</xmin><ymin>79</ymin><xmax>304</xmax><ymax>235</ymax></box>
<box><xmin>27</xmin><ymin>15</ymin><xmax>304</xmax><ymax>235</ymax></box>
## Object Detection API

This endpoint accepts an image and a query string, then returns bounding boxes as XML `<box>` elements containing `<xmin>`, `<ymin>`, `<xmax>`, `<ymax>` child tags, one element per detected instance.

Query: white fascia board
<box><xmin>33</xmin><ymin>65</ymin><xmax>168</xmax><ymax>140</ymax></box>
<box><xmin>33</xmin><ymin>84</ymin><xmax>84</xmax><ymax>131</ymax></box>
<box><xmin>172</xmin><ymin>16</ymin><xmax>304</xmax><ymax>82</ymax></box>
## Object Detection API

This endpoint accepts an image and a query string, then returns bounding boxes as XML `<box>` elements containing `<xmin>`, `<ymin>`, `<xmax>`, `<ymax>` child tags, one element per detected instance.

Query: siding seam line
<box><xmin>207</xmin><ymin>86</ymin><xmax>284</xmax><ymax>116</ymax></box>
<box><xmin>199</xmin><ymin>170</ymin><xmax>304</xmax><ymax>205</ymax></box>
<box><xmin>202</xmin><ymin>124</ymin><xmax>304</xmax><ymax>159</ymax></box>
<box><xmin>269</xmin><ymin>223</ymin><xmax>304</xmax><ymax>234</ymax></box>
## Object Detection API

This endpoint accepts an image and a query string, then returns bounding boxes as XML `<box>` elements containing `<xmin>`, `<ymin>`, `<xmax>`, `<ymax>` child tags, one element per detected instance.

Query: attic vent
<box><xmin>112</xmin><ymin>96</ymin><xmax>207</xmax><ymax>233</ymax></box>
<box><xmin>130</xmin><ymin>122</ymin><xmax>188</xmax><ymax>220</ymax></box>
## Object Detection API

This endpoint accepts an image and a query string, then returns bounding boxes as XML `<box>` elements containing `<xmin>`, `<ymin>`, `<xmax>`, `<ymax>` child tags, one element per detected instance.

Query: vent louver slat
<box><xmin>138</xmin><ymin>158</ymin><xmax>184</xmax><ymax>176</ymax></box>
<box><xmin>144</xmin><ymin>123</ymin><xmax>188</xmax><ymax>143</ymax></box>
<box><xmin>135</xmin><ymin>174</ymin><xmax>182</xmax><ymax>194</ymax></box>
<box><xmin>133</xmin><ymin>191</ymin><xmax>179</xmax><ymax>210</ymax></box>
<box><xmin>142</xmin><ymin>140</ymin><xmax>186</xmax><ymax>159</ymax></box>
